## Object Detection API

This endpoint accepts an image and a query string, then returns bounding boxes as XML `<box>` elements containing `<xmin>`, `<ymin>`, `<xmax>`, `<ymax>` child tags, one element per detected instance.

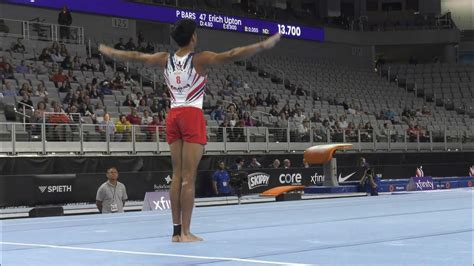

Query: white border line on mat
<box><xmin>0</xmin><ymin>242</ymin><xmax>314</xmax><ymax>266</ymax></box>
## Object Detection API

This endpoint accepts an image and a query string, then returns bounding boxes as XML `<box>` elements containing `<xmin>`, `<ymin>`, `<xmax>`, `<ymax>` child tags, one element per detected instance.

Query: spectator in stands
<box><xmin>58</xmin><ymin>6</ymin><xmax>73</xmax><ymax>40</ymax></box>
<box><xmin>211</xmin><ymin>101</ymin><xmax>225</xmax><ymax>120</ymax></box>
<box><xmin>362</xmin><ymin>122</ymin><xmax>373</xmax><ymax>142</ymax></box>
<box><xmin>51</xmin><ymin>68</ymin><xmax>68</xmax><ymax>86</ymax></box>
<box><xmin>72</xmin><ymin>56</ymin><xmax>82</xmax><ymax>70</ymax></box>
<box><xmin>93</xmin><ymin>102</ymin><xmax>105</xmax><ymax>119</ymax></box>
<box><xmin>51</xmin><ymin>49</ymin><xmax>65</xmax><ymax>63</ymax></box>
<box><xmin>310</xmin><ymin>112</ymin><xmax>322</xmax><ymax>123</ymax></box>
<box><xmin>141</xmin><ymin>109</ymin><xmax>153</xmax><ymax>125</ymax></box>
<box><xmin>126</xmin><ymin>107</ymin><xmax>142</xmax><ymax>125</ymax></box>
<box><xmin>2</xmin><ymin>80</ymin><xmax>18</xmax><ymax>96</ymax></box>
<box><xmin>58</xmin><ymin>81</ymin><xmax>72</xmax><ymax>93</ymax></box>
<box><xmin>293</xmin><ymin>109</ymin><xmax>305</xmax><ymax>125</ymax></box>
<box><xmin>145</xmin><ymin>42</ymin><xmax>155</xmax><ymax>53</ymax></box>
<box><xmin>125</xmin><ymin>38</ymin><xmax>137</xmax><ymax>51</ymax></box>
<box><xmin>99</xmin><ymin>80</ymin><xmax>113</xmax><ymax>95</ymax></box>
<box><xmin>137</xmin><ymin>31</ymin><xmax>145</xmax><ymax>44</ymax></box>
<box><xmin>283</xmin><ymin>159</ymin><xmax>291</xmax><ymax>169</ymax></box>
<box><xmin>17</xmin><ymin>93</ymin><xmax>33</xmax><ymax>116</ymax></box>
<box><xmin>1</xmin><ymin>63</ymin><xmax>14</xmax><ymax>79</ymax></box>
<box><xmin>35</xmin><ymin>60</ymin><xmax>50</xmax><ymax>74</ymax></box>
<box><xmin>38</xmin><ymin>48</ymin><xmax>52</xmax><ymax>62</ymax></box>
<box><xmin>0</xmin><ymin>19</ymin><xmax>10</xmax><ymax>36</ymax></box>
<box><xmin>255</xmin><ymin>92</ymin><xmax>264</xmax><ymax>106</ymax></box>
<box><xmin>269</xmin><ymin>105</ymin><xmax>279</xmax><ymax>117</ymax></box>
<box><xmin>66</xmin><ymin>69</ymin><xmax>78</xmax><ymax>82</ymax></box>
<box><xmin>96</xmin><ymin>167</ymin><xmax>128</xmax><ymax>214</ymax></box>
<box><xmin>302</xmin><ymin>158</ymin><xmax>310</xmax><ymax>168</ymax></box>
<box><xmin>123</xmin><ymin>94</ymin><xmax>136</xmax><ymax>107</ymax></box>
<box><xmin>298</xmin><ymin>119</ymin><xmax>311</xmax><ymax>141</ymax></box>
<box><xmin>61</xmin><ymin>55</ymin><xmax>73</xmax><ymax>70</ymax></box>
<box><xmin>212</xmin><ymin>161</ymin><xmax>232</xmax><ymax>196</ymax></box>
<box><xmin>112</xmin><ymin>74</ymin><xmax>124</xmax><ymax>90</ymax></box>
<box><xmin>230</xmin><ymin>158</ymin><xmax>245</xmax><ymax>171</ymax></box>
<box><xmin>277</xmin><ymin>112</ymin><xmax>288</xmax><ymax>128</ymax></box>
<box><xmin>271</xmin><ymin>159</ymin><xmax>280</xmax><ymax>169</ymax></box>
<box><xmin>146</xmin><ymin>113</ymin><xmax>165</xmax><ymax>141</ymax></box>
<box><xmin>81</xmin><ymin>57</ymin><xmax>96</xmax><ymax>71</ymax></box>
<box><xmin>34</xmin><ymin>84</ymin><xmax>48</xmax><ymax>97</ymax></box>
<box><xmin>19</xmin><ymin>83</ymin><xmax>33</xmax><ymax>96</ymax></box>
<box><xmin>265</xmin><ymin>92</ymin><xmax>278</xmax><ymax>106</ymax></box>
<box><xmin>48</xmin><ymin>103</ymin><xmax>70</xmax><ymax>141</ymax></box>
<box><xmin>0</xmin><ymin>56</ymin><xmax>7</xmax><ymax>70</ymax></box>
<box><xmin>89</xmin><ymin>85</ymin><xmax>101</xmax><ymax>99</ymax></box>
<box><xmin>242</xmin><ymin>112</ymin><xmax>255</xmax><ymax>127</ymax></box>
<box><xmin>280</xmin><ymin>104</ymin><xmax>291</xmax><ymax>118</ymax></box>
<box><xmin>15</xmin><ymin>60</ymin><xmax>29</xmax><ymax>74</ymax></box>
<box><xmin>33</xmin><ymin>102</ymin><xmax>47</xmax><ymax>123</ymax></box>
<box><xmin>99</xmin><ymin>113</ymin><xmax>120</xmax><ymax>141</ymax></box>
<box><xmin>247</xmin><ymin>95</ymin><xmax>257</xmax><ymax>109</ymax></box>
<box><xmin>115</xmin><ymin>114</ymin><xmax>132</xmax><ymax>142</ymax></box>
<box><xmin>114</xmin><ymin>38</ymin><xmax>126</xmax><ymax>50</ymax></box>
<box><xmin>248</xmin><ymin>157</ymin><xmax>261</xmax><ymax>169</ymax></box>
<box><xmin>12</xmin><ymin>38</ymin><xmax>26</xmax><ymax>53</ymax></box>
<box><xmin>337</xmin><ymin>116</ymin><xmax>348</xmax><ymax>130</ymax></box>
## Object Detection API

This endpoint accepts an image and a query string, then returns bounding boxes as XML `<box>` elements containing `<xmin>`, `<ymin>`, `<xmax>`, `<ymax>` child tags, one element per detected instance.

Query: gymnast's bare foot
<box><xmin>180</xmin><ymin>233</ymin><xmax>203</xmax><ymax>242</ymax></box>
<box><xmin>171</xmin><ymin>235</ymin><xmax>181</xmax><ymax>242</ymax></box>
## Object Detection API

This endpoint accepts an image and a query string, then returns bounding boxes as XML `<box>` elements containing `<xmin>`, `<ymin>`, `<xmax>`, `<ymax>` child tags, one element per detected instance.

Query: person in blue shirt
<box><xmin>359</xmin><ymin>157</ymin><xmax>379</xmax><ymax>196</ymax></box>
<box><xmin>212</xmin><ymin>161</ymin><xmax>232</xmax><ymax>196</ymax></box>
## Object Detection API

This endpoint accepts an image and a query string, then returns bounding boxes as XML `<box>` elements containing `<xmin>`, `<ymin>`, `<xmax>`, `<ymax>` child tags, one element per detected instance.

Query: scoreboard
<box><xmin>5</xmin><ymin>0</ymin><xmax>324</xmax><ymax>42</ymax></box>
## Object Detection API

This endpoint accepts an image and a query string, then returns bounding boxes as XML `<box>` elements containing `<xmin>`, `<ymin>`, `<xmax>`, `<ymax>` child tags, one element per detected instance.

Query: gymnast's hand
<box><xmin>261</xmin><ymin>33</ymin><xmax>281</xmax><ymax>50</ymax></box>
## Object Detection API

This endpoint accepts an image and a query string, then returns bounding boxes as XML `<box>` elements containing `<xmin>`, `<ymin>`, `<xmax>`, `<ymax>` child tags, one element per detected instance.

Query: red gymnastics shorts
<box><xmin>166</xmin><ymin>106</ymin><xmax>207</xmax><ymax>145</ymax></box>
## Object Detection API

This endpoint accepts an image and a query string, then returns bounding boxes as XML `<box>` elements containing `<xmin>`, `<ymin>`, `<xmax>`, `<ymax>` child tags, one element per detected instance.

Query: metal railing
<box><xmin>0</xmin><ymin>122</ymin><xmax>471</xmax><ymax>155</ymax></box>
<box><xmin>0</xmin><ymin>17</ymin><xmax>84</xmax><ymax>44</ymax></box>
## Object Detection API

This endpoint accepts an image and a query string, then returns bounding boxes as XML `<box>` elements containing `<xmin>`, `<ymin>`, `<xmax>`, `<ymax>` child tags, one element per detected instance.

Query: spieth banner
<box><xmin>142</xmin><ymin>191</ymin><xmax>171</xmax><ymax>212</ymax></box>
<box><xmin>407</xmin><ymin>176</ymin><xmax>435</xmax><ymax>191</ymax></box>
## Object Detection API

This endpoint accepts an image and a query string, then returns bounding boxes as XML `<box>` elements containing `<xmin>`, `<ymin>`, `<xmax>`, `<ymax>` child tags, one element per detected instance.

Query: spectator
<box><xmin>61</xmin><ymin>55</ymin><xmax>73</xmax><ymax>70</ymax></box>
<box><xmin>99</xmin><ymin>80</ymin><xmax>113</xmax><ymax>95</ymax></box>
<box><xmin>137</xmin><ymin>98</ymin><xmax>150</xmax><ymax>113</ymax></box>
<box><xmin>19</xmin><ymin>82</ymin><xmax>33</xmax><ymax>96</ymax></box>
<box><xmin>72</xmin><ymin>56</ymin><xmax>82</xmax><ymax>70</ymax></box>
<box><xmin>150</xmin><ymin>98</ymin><xmax>161</xmax><ymax>113</ymax></box>
<box><xmin>81</xmin><ymin>57</ymin><xmax>96</xmax><ymax>71</ymax></box>
<box><xmin>17</xmin><ymin>93</ymin><xmax>33</xmax><ymax>119</ymax></box>
<box><xmin>66</xmin><ymin>69</ymin><xmax>77</xmax><ymax>82</ymax></box>
<box><xmin>271</xmin><ymin>159</ymin><xmax>280</xmax><ymax>169</ymax></box>
<box><xmin>58</xmin><ymin>6</ymin><xmax>73</xmax><ymax>40</ymax></box>
<box><xmin>277</xmin><ymin>112</ymin><xmax>288</xmax><ymax>128</ymax></box>
<box><xmin>125</xmin><ymin>38</ymin><xmax>136</xmax><ymax>51</ymax></box>
<box><xmin>141</xmin><ymin>109</ymin><xmax>153</xmax><ymax>125</ymax></box>
<box><xmin>15</xmin><ymin>60</ymin><xmax>29</xmax><ymax>74</ymax></box>
<box><xmin>51</xmin><ymin>68</ymin><xmax>68</xmax><ymax>85</ymax></box>
<box><xmin>93</xmin><ymin>102</ymin><xmax>105</xmax><ymax>119</ymax></box>
<box><xmin>1</xmin><ymin>63</ymin><xmax>14</xmax><ymax>79</ymax></box>
<box><xmin>99</xmin><ymin>113</ymin><xmax>120</xmax><ymax>141</ymax></box>
<box><xmin>0</xmin><ymin>56</ymin><xmax>7</xmax><ymax>70</ymax></box>
<box><xmin>137</xmin><ymin>31</ymin><xmax>145</xmax><ymax>44</ymax></box>
<box><xmin>115</xmin><ymin>114</ymin><xmax>132</xmax><ymax>142</ymax></box>
<box><xmin>302</xmin><ymin>158</ymin><xmax>310</xmax><ymax>168</ymax></box>
<box><xmin>242</xmin><ymin>112</ymin><xmax>255</xmax><ymax>127</ymax></box>
<box><xmin>269</xmin><ymin>105</ymin><xmax>279</xmax><ymax>117</ymax></box>
<box><xmin>48</xmin><ymin>103</ymin><xmax>70</xmax><ymax>141</ymax></box>
<box><xmin>211</xmin><ymin>101</ymin><xmax>225</xmax><ymax>120</ymax></box>
<box><xmin>114</xmin><ymin>38</ymin><xmax>126</xmax><ymax>50</ymax></box>
<box><xmin>58</xmin><ymin>80</ymin><xmax>72</xmax><ymax>93</ymax></box>
<box><xmin>265</xmin><ymin>92</ymin><xmax>278</xmax><ymax>106</ymax></box>
<box><xmin>255</xmin><ymin>92</ymin><xmax>264</xmax><ymax>106</ymax></box>
<box><xmin>310</xmin><ymin>112</ymin><xmax>322</xmax><ymax>123</ymax></box>
<box><xmin>12</xmin><ymin>38</ymin><xmax>26</xmax><ymax>53</ymax></box>
<box><xmin>89</xmin><ymin>85</ymin><xmax>101</xmax><ymax>99</ymax></box>
<box><xmin>337</xmin><ymin>116</ymin><xmax>348</xmax><ymax>130</ymax></box>
<box><xmin>96</xmin><ymin>167</ymin><xmax>128</xmax><ymax>213</ymax></box>
<box><xmin>145</xmin><ymin>42</ymin><xmax>155</xmax><ymax>53</ymax></box>
<box><xmin>248</xmin><ymin>157</ymin><xmax>261</xmax><ymax>169</ymax></box>
<box><xmin>283</xmin><ymin>159</ymin><xmax>291</xmax><ymax>169</ymax></box>
<box><xmin>123</xmin><ymin>94</ymin><xmax>136</xmax><ymax>107</ymax></box>
<box><xmin>35</xmin><ymin>60</ymin><xmax>50</xmax><ymax>74</ymax></box>
<box><xmin>230</xmin><ymin>158</ymin><xmax>245</xmax><ymax>171</ymax></box>
<box><xmin>112</xmin><ymin>74</ymin><xmax>124</xmax><ymax>90</ymax></box>
<box><xmin>51</xmin><ymin>49</ymin><xmax>65</xmax><ymax>63</ymax></box>
<box><xmin>212</xmin><ymin>161</ymin><xmax>232</xmax><ymax>196</ymax></box>
<box><xmin>126</xmin><ymin>107</ymin><xmax>142</xmax><ymax>125</ymax></box>
<box><xmin>146</xmin><ymin>113</ymin><xmax>165</xmax><ymax>141</ymax></box>
<box><xmin>298</xmin><ymin>119</ymin><xmax>311</xmax><ymax>141</ymax></box>
<box><xmin>293</xmin><ymin>109</ymin><xmax>305</xmax><ymax>124</ymax></box>
<box><xmin>33</xmin><ymin>102</ymin><xmax>47</xmax><ymax>123</ymax></box>
<box><xmin>38</xmin><ymin>48</ymin><xmax>52</xmax><ymax>62</ymax></box>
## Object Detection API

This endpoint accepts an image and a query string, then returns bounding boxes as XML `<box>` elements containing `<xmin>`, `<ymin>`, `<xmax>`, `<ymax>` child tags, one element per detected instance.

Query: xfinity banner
<box><xmin>142</xmin><ymin>191</ymin><xmax>171</xmax><ymax>212</ymax></box>
<box><xmin>407</xmin><ymin>176</ymin><xmax>435</xmax><ymax>191</ymax></box>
